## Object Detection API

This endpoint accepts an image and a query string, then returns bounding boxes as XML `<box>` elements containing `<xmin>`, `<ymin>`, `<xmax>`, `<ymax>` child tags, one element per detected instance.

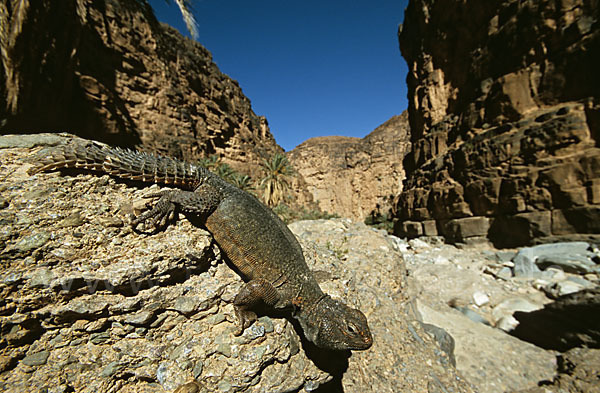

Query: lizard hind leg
<box><xmin>233</xmin><ymin>279</ymin><xmax>280</xmax><ymax>336</ymax></box>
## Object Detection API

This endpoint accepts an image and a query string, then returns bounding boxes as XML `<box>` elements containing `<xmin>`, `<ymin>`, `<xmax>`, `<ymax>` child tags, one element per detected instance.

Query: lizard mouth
<box><xmin>348</xmin><ymin>329</ymin><xmax>373</xmax><ymax>350</ymax></box>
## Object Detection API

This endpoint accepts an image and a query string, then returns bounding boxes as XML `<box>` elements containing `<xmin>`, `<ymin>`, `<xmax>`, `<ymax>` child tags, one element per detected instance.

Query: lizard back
<box><xmin>205</xmin><ymin>186</ymin><xmax>325</xmax><ymax>307</ymax></box>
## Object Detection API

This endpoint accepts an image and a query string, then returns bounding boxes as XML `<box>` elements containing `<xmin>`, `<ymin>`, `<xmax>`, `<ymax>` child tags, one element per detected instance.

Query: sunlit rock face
<box><xmin>288</xmin><ymin>113</ymin><xmax>411</xmax><ymax>221</ymax></box>
<box><xmin>395</xmin><ymin>0</ymin><xmax>600</xmax><ymax>246</ymax></box>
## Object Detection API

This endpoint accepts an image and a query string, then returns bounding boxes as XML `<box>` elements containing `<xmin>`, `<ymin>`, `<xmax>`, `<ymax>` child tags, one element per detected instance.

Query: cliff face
<box><xmin>395</xmin><ymin>0</ymin><xmax>600</xmax><ymax>246</ymax></box>
<box><xmin>287</xmin><ymin>113</ymin><xmax>411</xmax><ymax>220</ymax></box>
<box><xmin>0</xmin><ymin>0</ymin><xmax>281</xmax><ymax>174</ymax></box>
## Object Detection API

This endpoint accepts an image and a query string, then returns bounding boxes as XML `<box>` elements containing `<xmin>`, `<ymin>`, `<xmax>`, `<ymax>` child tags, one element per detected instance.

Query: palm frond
<box><xmin>172</xmin><ymin>0</ymin><xmax>198</xmax><ymax>39</ymax></box>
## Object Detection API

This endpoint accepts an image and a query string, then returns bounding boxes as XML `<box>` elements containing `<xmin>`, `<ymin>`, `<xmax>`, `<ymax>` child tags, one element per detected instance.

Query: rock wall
<box><xmin>0</xmin><ymin>0</ymin><xmax>282</xmax><ymax>175</ymax></box>
<box><xmin>395</xmin><ymin>0</ymin><xmax>600</xmax><ymax>247</ymax></box>
<box><xmin>287</xmin><ymin>113</ymin><xmax>411</xmax><ymax>220</ymax></box>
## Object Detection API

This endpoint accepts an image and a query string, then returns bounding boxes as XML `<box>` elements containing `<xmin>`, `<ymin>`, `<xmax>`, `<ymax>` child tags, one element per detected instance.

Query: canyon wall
<box><xmin>288</xmin><ymin>113</ymin><xmax>411</xmax><ymax>220</ymax></box>
<box><xmin>0</xmin><ymin>0</ymin><xmax>281</xmax><ymax>175</ymax></box>
<box><xmin>395</xmin><ymin>0</ymin><xmax>600</xmax><ymax>247</ymax></box>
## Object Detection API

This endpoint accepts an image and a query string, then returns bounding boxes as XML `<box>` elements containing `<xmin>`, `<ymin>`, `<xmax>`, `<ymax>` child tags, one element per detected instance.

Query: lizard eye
<box><xmin>346</xmin><ymin>323</ymin><xmax>358</xmax><ymax>335</ymax></box>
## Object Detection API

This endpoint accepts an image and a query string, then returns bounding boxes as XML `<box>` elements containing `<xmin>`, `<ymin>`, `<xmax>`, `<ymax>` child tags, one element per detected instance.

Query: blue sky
<box><xmin>148</xmin><ymin>0</ymin><xmax>409</xmax><ymax>151</ymax></box>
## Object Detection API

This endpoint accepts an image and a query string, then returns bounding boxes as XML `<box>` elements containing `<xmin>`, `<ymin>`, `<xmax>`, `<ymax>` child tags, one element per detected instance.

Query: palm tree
<box><xmin>231</xmin><ymin>173</ymin><xmax>254</xmax><ymax>192</ymax></box>
<box><xmin>214</xmin><ymin>163</ymin><xmax>236</xmax><ymax>183</ymax></box>
<box><xmin>260</xmin><ymin>153</ymin><xmax>293</xmax><ymax>207</ymax></box>
<box><xmin>198</xmin><ymin>155</ymin><xmax>219</xmax><ymax>170</ymax></box>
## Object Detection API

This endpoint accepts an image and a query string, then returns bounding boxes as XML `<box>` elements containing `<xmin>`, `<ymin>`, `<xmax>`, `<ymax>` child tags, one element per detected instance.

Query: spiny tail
<box><xmin>28</xmin><ymin>140</ymin><xmax>209</xmax><ymax>190</ymax></box>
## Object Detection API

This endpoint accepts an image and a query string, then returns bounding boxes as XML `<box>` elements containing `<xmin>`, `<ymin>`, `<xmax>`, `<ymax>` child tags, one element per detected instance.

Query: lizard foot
<box><xmin>131</xmin><ymin>191</ymin><xmax>177</xmax><ymax>232</ymax></box>
<box><xmin>233</xmin><ymin>306</ymin><xmax>257</xmax><ymax>336</ymax></box>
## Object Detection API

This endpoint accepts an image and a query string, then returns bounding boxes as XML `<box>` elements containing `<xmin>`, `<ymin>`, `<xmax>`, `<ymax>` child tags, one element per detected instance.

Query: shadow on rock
<box><xmin>288</xmin><ymin>318</ymin><xmax>351</xmax><ymax>393</ymax></box>
<box><xmin>510</xmin><ymin>288</ymin><xmax>600</xmax><ymax>351</ymax></box>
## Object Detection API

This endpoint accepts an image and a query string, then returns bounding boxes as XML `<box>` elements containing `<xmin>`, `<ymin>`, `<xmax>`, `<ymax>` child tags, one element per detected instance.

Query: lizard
<box><xmin>28</xmin><ymin>138</ymin><xmax>373</xmax><ymax>351</ymax></box>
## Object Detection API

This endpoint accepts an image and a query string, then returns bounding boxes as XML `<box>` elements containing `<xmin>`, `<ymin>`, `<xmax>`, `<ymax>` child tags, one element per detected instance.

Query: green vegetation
<box><xmin>272</xmin><ymin>203</ymin><xmax>339</xmax><ymax>224</ymax></box>
<box><xmin>165</xmin><ymin>0</ymin><xmax>198</xmax><ymax>39</ymax></box>
<box><xmin>214</xmin><ymin>163</ymin><xmax>237</xmax><ymax>183</ymax></box>
<box><xmin>198</xmin><ymin>155</ymin><xmax>255</xmax><ymax>193</ymax></box>
<box><xmin>259</xmin><ymin>153</ymin><xmax>294</xmax><ymax>208</ymax></box>
<box><xmin>326</xmin><ymin>236</ymin><xmax>349</xmax><ymax>260</ymax></box>
<box><xmin>364</xmin><ymin>211</ymin><xmax>394</xmax><ymax>233</ymax></box>
<box><xmin>230</xmin><ymin>173</ymin><xmax>254</xmax><ymax>192</ymax></box>
<box><xmin>199</xmin><ymin>152</ymin><xmax>338</xmax><ymax>224</ymax></box>
<box><xmin>197</xmin><ymin>155</ymin><xmax>219</xmax><ymax>170</ymax></box>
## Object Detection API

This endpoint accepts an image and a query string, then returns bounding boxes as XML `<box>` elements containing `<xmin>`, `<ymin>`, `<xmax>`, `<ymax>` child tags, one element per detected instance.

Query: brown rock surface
<box><xmin>0</xmin><ymin>0</ymin><xmax>282</xmax><ymax>176</ymax></box>
<box><xmin>287</xmin><ymin>113</ymin><xmax>411</xmax><ymax>220</ymax></box>
<box><xmin>0</xmin><ymin>134</ymin><xmax>474</xmax><ymax>392</ymax></box>
<box><xmin>394</xmin><ymin>0</ymin><xmax>600</xmax><ymax>246</ymax></box>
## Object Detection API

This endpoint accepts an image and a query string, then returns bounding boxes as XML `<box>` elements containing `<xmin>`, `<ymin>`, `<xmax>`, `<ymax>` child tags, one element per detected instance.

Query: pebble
<box><xmin>13</xmin><ymin>232</ymin><xmax>51</xmax><ymax>253</ymax></box>
<box><xmin>21</xmin><ymin>351</ymin><xmax>50</xmax><ymax>366</ymax></box>
<box><xmin>496</xmin><ymin>267</ymin><xmax>513</xmax><ymax>280</ymax></box>
<box><xmin>29</xmin><ymin>268</ymin><xmax>56</xmax><ymax>288</ymax></box>
<box><xmin>101</xmin><ymin>361</ymin><xmax>120</xmax><ymax>377</ymax></box>
<box><xmin>192</xmin><ymin>360</ymin><xmax>204</xmax><ymax>378</ymax></box>
<box><xmin>59</xmin><ymin>211</ymin><xmax>85</xmax><ymax>228</ymax></box>
<box><xmin>174</xmin><ymin>296</ymin><xmax>201</xmax><ymax>315</ymax></box>
<box><xmin>89</xmin><ymin>332</ymin><xmax>111</xmax><ymax>345</ymax></box>
<box><xmin>495</xmin><ymin>315</ymin><xmax>520</xmax><ymax>332</ymax></box>
<box><xmin>123</xmin><ymin>310</ymin><xmax>154</xmax><ymax>325</ymax></box>
<box><xmin>543</xmin><ymin>281</ymin><xmax>584</xmax><ymax>298</ymax></box>
<box><xmin>472</xmin><ymin>291</ymin><xmax>490</xmax><ymax>306</ymax></box>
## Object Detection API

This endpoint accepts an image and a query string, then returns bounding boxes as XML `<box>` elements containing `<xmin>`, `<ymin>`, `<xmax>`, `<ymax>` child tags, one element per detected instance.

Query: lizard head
<box><xmin>297</xmin><ymin>295</ymin><xmax>373</xmax><ymax>351</ymax></box>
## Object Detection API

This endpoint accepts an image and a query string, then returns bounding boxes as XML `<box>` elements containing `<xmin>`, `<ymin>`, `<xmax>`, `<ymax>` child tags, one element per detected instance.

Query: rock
<box><xmin>496</xmin><ymin>267</ymin><xmax>513</xmax><ymax>280</ymax></box>
<box><xmin>420</xmin><ymin>323</ymin><xmax>456</xmax><ymax>367</ymax></box>
<box><xmin>512</xmin><ymin>247</ymin><xmax>543</xmax><ymax>277</ymax></box>
<box><xmin>515</xmin><ymin>348</ymin><xmax>600</xmax><ymax>393</ymax></box>
<box><xmin>542</xmin><ymin>281</ymin><xmax>586</xmax><ymax>298</ymax></box>
<box><xmin>408</xmin><ymin>237</ymin><xmax>432</xmax><ymax>251</ymax></box>
<box><xmin>495</xmin><ymin>315</ymin><xmax>519</xmax><ymax>332</ymax></box>
<box><xmin>21</xmin><ymin>351</ymin><xmax>50</xmax><ymax>367</ymax></box>
<box><xmin>511</xmin><ymin>288</ymin><xmax>600</xmax><ymax>351</ymax></box>
<box><xmin>491</xmin><ymin>298</ymin><xmax>544</xmax><ymax>327</ymax></box>
<box><xmin>512</xmin><ymin>242</ymin><xmax>598</xmax><ymax>277</ymax></box>
<box><xmin>542</xmin><ymin>276</ymin><xmax>596</xmax><ymax>299</ymax></box>
<box><xmin>393</xmin><ymin>0</ymin><xmax>600</xmax><ymax>247</ymax></box>
<box><xmin>514</xmin><ymin>242</ymin><xmax>600</xmax><ymax>276</ymax></box>
<box><xmin>287</xmin><ymin>113</ymin><xmax>411</xmax><ymax>220</ymax></box>
<box><xmin>174</xmin><ymin>381</ymin><xmax>207</xmax><ymax>393</ymax></box>
<box><xmin>417</xmin><ymin>301</ymin><xmax>556</xmax><ymax>393</ymax></box>
<box><xmin>0</xmin><ymin>144</ymin><xmax>473</xmax><ymax>392</ymax></box>
<box><xmin>11</xmin><ymin>232</ymin><xmax>51</xmax><ymax>254</ymax></box>
<box><xmin>288</xmin><ymin>220</ymin><xmax>474</xmax><ymax>392</ymax></box>
<box><xmin>537</xmin><ymin>254</ymin><xmax>600</xmax><ymax>274</ymax></box>
<box><xmin>472</xmin><ymin>291</ymin><xmax>490</xmax><ymax>306</ymax></box>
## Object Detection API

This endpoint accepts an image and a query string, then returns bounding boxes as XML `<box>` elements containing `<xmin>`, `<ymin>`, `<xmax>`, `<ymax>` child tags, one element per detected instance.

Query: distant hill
<box><xmin>287</xmin><ymin>112</ymin><xmax>411</xmax><ymax>220</ymax></box>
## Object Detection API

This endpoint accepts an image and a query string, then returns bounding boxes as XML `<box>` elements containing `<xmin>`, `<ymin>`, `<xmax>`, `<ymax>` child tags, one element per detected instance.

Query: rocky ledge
<box><xmin>0</xmin><ymin>134</ymin><xmax>472</xmax><ymax>392</ymax></box>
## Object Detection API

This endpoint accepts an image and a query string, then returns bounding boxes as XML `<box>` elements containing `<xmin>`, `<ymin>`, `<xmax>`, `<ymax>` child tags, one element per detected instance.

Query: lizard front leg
<box><xmin>132</xmin><ymin>183</ymin><xmax>222</xmax><ymax>231</ymax></box>
<box><xmin>233</xmin><ymin>278</ymin><xmax>280</xmax><ymax>335</ymax></box>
